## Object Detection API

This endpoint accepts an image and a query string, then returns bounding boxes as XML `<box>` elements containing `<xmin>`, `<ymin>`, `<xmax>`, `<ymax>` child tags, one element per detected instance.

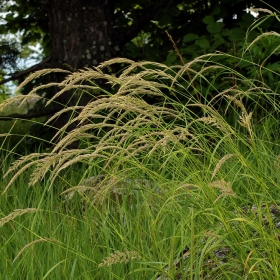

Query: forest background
<box><xmin>1</xmin><ymin>0</ymin><xmax>280</xmax><ymax>151</ymax></box>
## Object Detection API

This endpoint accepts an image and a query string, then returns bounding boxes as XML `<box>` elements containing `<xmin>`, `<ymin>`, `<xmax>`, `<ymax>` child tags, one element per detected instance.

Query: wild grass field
<box><xmin>1</xmin><ymin>33</ymin><xmax>280</xmax><ymax>279</ymax></box>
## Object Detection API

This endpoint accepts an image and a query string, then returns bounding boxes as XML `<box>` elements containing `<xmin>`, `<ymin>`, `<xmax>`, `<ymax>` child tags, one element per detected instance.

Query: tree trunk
<box><xmin>49</xmin><ymin>0</ymin><xmax>115</xmax><ymax>69</ymax></box>
<box><xmin>47</xmin><ymin>0</ymin><xmax>116</xmax><ymax>145</ymax></box>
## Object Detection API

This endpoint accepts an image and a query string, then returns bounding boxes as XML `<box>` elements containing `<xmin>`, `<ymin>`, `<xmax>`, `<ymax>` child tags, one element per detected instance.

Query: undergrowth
<box><xmin>1</xmin><ymin>16</ymin><xmax>280</xmax><ymax>280</ymax></box>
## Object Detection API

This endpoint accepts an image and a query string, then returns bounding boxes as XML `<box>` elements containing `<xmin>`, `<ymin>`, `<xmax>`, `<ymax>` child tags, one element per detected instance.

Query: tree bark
<box><xmin>49</xmin><ymin>0</ymin><xmax>115</xmax><ymax>70</ymax></box>
<box><xmin>46</xmin><ymin>0</ymin><xmax>117</xmax><ymax>145</ymax></box>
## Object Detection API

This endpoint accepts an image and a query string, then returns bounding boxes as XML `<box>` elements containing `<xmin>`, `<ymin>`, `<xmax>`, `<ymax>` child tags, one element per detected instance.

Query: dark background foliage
<box><xmin>0</xmin><ymin>0</ymin><xmax>279</xmax><ymax>152</ymax></box>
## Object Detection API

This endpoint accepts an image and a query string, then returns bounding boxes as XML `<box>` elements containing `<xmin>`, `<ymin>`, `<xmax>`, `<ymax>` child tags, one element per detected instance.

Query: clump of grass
<box><xmin>3</xmin><ymin>54</ymin><xmax>274</xmax><ymax>191</ymax></box>
<box><xmin>1</xmin><ymin>14</ymin><xmax>280</xmax><ymax>279</ymax></box>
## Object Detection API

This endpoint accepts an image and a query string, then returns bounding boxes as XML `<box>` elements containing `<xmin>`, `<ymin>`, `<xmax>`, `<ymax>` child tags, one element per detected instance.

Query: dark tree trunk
<box><xmin>46</xmin><ymin>0</ymin><xmax>117</xmax><ymax>145</ymax></box>
<box><xmin>49</xmin><ymin>0</ymin><xmax>115</xmax><ymax>69</ymax></box>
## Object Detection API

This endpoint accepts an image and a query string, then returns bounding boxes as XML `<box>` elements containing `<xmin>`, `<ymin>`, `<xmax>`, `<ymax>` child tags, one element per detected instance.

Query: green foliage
<box><xmin>161</xmin><ymin>11</ymin><xmax>280</xmax><ymax>118</ymax></box>
<box><xmin>0</xmin><ymin>0</ymin><xmax>49</xmax><ymax>52</ymax></box>
<box><xmin>0</xmin><ymin>41</ymin><xmax>20</xmax><ymax>71</ymax></box>
<box><xmin>2</xmin><ymin>0</ymin><xmax>280</xmax><ymax>69</ymax></box>
<box><xmin>0</xmin><ymin>81</ymin><xmax>12</xmax><ymax>101</ymax></box>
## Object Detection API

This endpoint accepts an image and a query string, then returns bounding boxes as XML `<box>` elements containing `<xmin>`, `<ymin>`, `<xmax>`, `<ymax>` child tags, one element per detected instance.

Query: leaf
<box><xmin>5</xmin><ymin>13</ymin><xmax>14</xmax><ymax>21</ymax></box>
<box><xmin>195</xmin><ymin>38</ymin><xmax>210</xmax><ymax>49</ymax></box>
<box><xmin>209</xmin><ymin>34</ymin><xmax>225</xmax><ymax>51</ymax></box>
<box><xmin>182</xmin><ymin>45</ymin><xmax>200</xmax><ymax>57</ymax></box>
<box><xmin>183</xmin><ymin>33</ymin><xmax>199</xmax><ymax>43</ymax></box>
<box><xmin>221</xmin><ymin>29</ymin><xmax>230</xmax><ymax>36</ymax></box>
<box><xmin>203</xmin><ymin>15</ymin><xmax>215</xmax><ymax>25</ymax></box>
<box><xmin>165</xmin><ymin>51</ymin><xmax>177</xmax><ymax>65</ymax></box>
<box><xmin>228</xmin><ymin>27</ymin><xmax>245</xmax><ymax>41</ymax></box>
<box><xmin>207</xmin><ymin>22</ymin><xmax>224</xmax><ymax>34</ymax></box>
<box><xmin>239</xmin><ymin>13</ymin><xmax>255</xmax><ymax>29</ymax></box>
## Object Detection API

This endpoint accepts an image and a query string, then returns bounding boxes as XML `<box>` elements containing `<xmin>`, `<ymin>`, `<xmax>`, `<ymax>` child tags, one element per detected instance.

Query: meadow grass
<box><xmin>0</xmin><ymin>49</ymin><xmax>280</xmax><ymax>279</ymax></box>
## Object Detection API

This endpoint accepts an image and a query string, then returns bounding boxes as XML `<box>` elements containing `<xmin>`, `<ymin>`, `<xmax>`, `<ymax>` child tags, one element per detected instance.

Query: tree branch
<box><xmin>0</xmin><ymin>103</ymin><xmax>60</xmax><ymax>121</ymax></box>
<box><xmin>0</xmin><ymin>57</ymin><xmax>51</xmax><ymax>86</ymax></box>
<box><xmin>0</xmin><ymin>105</ymin><xmax>59</xmax><ymax>121</ymax></box>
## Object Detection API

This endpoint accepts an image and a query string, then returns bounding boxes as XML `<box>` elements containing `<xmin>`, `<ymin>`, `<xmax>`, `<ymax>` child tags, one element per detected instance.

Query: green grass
<box><xmin>0</xmin><ymin>116</ymin><xmax>48</xmax><ymax>154</ymax></box>
<box><xmin>1</xmin><ymin>127</ymin><xmax>280</xmax><ymax>279</ymax></box>
<box><xmin>1</xmin><ymin>45</ymin><xmax>280</xmax><ymax>279</ymax></box>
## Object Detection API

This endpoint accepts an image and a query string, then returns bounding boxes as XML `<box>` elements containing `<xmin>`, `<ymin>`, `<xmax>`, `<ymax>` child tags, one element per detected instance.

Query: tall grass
<box><xmin>1</xmin><ymin>34</ymin><xmax>280</xmax><ymax>279</ymax></box>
